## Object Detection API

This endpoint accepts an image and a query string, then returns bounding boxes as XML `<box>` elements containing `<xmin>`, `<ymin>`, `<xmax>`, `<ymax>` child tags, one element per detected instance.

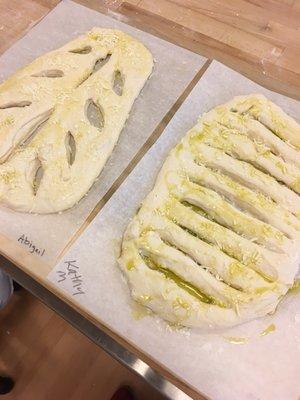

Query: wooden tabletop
<box><xmin>1</xmin><ymin>0</ymin><xmax>300</xmax><ymax>99</ymax></box>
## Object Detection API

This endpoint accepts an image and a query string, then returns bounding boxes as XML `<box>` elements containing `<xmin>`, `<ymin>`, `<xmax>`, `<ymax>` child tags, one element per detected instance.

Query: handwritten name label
<box><xmin>56</xmin><ymin>260</ymin><xmax>85</xmax><ymax>296</ymax></box>
<box><xmin>18</xmin><ymin>234</ymin><xmax>45</xmax><ymax>257</ymax></box>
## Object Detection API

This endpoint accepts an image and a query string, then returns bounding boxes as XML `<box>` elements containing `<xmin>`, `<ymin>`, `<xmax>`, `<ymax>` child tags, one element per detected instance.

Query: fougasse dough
<box><xmin>0</xmin><ymin>28</ymin><xmax>153</xmax><ymax>213</ymax></box>
<box><xmin>119</xmin><ymin>94</ymin><xmax>300</xmax><ymax>329</ymax></box>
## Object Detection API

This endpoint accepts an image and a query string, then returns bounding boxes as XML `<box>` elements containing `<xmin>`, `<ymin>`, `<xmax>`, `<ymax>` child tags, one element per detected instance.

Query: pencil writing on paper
<box><xmin>56</xmin><ymin>259</ymin><xmax>85</xmax><ymax>296</ymax></box>
<box><xmin>18</xmin><ymin>234</ymin><xmax>45</xmax><ymax>257</ymax></box>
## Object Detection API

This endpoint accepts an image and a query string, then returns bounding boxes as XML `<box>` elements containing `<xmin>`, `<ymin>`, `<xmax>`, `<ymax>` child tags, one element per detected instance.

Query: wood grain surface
<box><xmin>0</xmin><ymin>290</ymin><xmax>166</xmax><ymax>400</ymax></box>
<box><xmin>0</xmin><ymin>0</ymin><xmax>299</xmax><ymax>98</ymax></box>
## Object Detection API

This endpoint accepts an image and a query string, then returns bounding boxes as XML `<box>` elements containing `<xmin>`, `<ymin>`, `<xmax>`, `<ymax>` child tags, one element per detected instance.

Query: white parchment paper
<box><xmin>0</xmin><ymin>0</ymin><xmax>205</xmax><ymax>264</ymax></box>
<box><xmin>48</xmin><ymin>61</ymin><xmax>300</xmax><ymax>400</ymax></box>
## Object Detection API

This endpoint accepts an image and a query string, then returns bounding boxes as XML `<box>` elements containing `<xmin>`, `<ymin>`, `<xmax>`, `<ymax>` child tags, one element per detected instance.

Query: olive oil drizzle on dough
<box><xmin>142</xmin><ymin>255</ymin><xmax>225</xmax><ymax>307</ymax></box>
<box><xmin>288</xmin><ymin>279</ymin><xmax>300</xmax><ymax>295</ymax></box>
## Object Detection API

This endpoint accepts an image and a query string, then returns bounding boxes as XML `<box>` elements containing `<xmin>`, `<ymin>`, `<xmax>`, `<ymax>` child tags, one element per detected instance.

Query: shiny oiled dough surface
<box><xmin>0</xmin><ymin>28</ymin><xmax>153</xmax><ymax>213</ymax></box>
<box><xmin>119</xmin><ymin>94</ymin><xmax>300</xmax><ymax>329</ymax></box>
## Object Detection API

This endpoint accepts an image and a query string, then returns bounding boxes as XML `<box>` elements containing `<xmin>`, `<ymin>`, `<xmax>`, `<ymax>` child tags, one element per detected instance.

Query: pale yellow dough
<box><xmin>119</xmin><ymin>94</ymin><xmax>300</xmax><ymax>329</ymax></box>
<box><xmin>0</xmin><ymin>28</ymin><xmax>153</xmax><ymax>213</ymax></box>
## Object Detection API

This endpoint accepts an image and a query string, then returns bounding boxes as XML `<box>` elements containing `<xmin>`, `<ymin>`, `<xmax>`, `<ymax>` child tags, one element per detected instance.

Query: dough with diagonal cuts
<box><xmin>0</xmin><ymin>28</ymin><xmax>153</xmax><ymax>213</ymax></box>
<box><xmin>119</xmin><ymin>94</ymin><xmax>300</xmax><ymax>329</ymax></box>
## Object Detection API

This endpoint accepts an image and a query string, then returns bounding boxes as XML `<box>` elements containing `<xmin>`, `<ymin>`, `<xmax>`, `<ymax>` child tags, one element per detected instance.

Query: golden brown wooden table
<box><xmin>0</xmin><ymin>1</ymin><xmax>299</xmax><ymax>399</ymax></box>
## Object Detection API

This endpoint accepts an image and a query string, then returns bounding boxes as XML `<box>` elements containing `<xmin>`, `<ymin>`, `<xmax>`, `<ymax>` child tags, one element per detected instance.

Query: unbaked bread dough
<box><xmin>119</xmin><ymin>94</ymin><xmax>300</xmax><ymax>329</ymax></box>
<box><xmin>0</xmin><ymin>28</ymin><xmax>153</xmax><ymax>213</ymax></box>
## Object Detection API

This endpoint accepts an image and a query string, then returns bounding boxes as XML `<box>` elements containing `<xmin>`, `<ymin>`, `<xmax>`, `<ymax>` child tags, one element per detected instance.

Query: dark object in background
<box><xmin>111</xmin><ymin>386</ymin><xmax>135</xmax><ymax>400</ymax></box>
<box><xmin>0</xmin><ymin>376</ymin><xmax>14</xmax><ymax>395</ymax></box>
<box><xmin>13</xmin><ymin>281</ymin><xmax>23</xmax><ymax>292</ymax></box>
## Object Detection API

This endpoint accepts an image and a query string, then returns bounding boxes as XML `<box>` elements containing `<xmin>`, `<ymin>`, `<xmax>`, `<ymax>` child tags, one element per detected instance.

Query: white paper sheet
<box><xmin>48</xmin><ymin>61</ymin><xmax>300</xmax><ymax>400</ymax></box>
<box><xmin>0</xmin><ymin>0</ymin><xmax>206</xmax><ymax>264</ymax></box>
